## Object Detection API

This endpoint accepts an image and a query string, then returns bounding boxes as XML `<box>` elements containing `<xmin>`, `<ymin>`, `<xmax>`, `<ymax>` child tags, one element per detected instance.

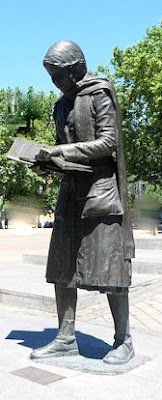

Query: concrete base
<box><xmin>32</xmin><ymin>353</ymin><xmax>150</xmax><ymax>375</ymax></box>
<box><xmin>23</xmin><ymin>248</ymin><xmax>162</xmax><ymax>275</ymax></box>
<box><xmin>0</xmin><ymin>264</ymin><xmax>160</xmax><ymax>313</ymax></box>
<box><xmin>0</xmin><ymin>287</ymin><xmax>104</xmax><ymax>313</ymax></box>
<box><xmin>0</xmin><ymin>260</ymin><xmax>161</xmax><ymax>313</ymax></box>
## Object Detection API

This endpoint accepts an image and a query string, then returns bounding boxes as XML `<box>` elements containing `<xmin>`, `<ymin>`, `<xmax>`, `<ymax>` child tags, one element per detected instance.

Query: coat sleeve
<box><xmin>59</xmin><ymin>90</ymin><xmax>116</xmax><ymax>162</ymax></box>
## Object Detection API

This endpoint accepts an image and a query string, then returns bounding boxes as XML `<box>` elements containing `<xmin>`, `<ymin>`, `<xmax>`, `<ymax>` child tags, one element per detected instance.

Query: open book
<box><xmin>7</xmin><ymin>138</ymin><xmax>93</xmax><ymax>173</ymax></box>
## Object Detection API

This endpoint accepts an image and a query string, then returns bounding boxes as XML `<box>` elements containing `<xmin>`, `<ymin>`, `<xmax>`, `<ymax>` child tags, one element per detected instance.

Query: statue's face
<box><xmin>44</xmin><ymin>62</ymin><xmax>77</xmax><ymax>93</ymax></box>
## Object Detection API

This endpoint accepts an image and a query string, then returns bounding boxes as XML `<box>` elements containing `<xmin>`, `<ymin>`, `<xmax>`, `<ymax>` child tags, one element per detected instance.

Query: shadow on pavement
<box><xmin>5</xmin><ymin>329</ymin><xmax>112</xmax><ymax>359</ymax></box>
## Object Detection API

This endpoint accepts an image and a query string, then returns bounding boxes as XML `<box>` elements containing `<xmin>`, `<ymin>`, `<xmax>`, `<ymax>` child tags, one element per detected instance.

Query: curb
<box><xmin>132</xmin><ymin>260</ymin><xmax>162</xmax><ymax>274</ymax></box>
<box><xmin>0</xmin><ymin>287</ymin><xmax>104</xmax><ymax>313</ymax></box>
<box><xmin>22</xmin><ymin>254</ymin><xmax>162</xmax><ymax>275</ymax></box>
<box><xmin>134</xmin><ymin>238</ymin><xmax>162</xmax><ymax>249</ymax></box>
<box><xmin>0</xmin><ymin>273</ymin><xmax>160</xmax><ymax>313</ymax></box>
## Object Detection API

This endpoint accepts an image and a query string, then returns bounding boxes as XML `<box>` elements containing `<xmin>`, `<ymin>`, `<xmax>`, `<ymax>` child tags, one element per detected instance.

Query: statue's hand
<box><xmin>36</xmin><ymin>146</ymin><xmax>61</xmax><ymax>161</ymax></box>
<box><xmin>30</xmin><ymin>163</ymin><xmax>46</xmax><ymax>176</ymax></box>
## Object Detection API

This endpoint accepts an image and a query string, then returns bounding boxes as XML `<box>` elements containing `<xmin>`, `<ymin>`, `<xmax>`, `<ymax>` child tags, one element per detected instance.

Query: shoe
<box><xmin>30</xmin><ymin>336</ymin><xmax>79</xmax><ymax>359</ymax></box>
<box><xmin>103</xmin><ymin>342</ymin><xmax>135</xmax><ymax>365</ymax></box>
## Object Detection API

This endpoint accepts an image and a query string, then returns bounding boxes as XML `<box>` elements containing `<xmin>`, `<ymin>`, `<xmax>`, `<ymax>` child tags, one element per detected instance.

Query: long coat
<box><xmin>46</xmin><ymin>77</ymin><xmax>135</xmax><ymax>292</ymax></box>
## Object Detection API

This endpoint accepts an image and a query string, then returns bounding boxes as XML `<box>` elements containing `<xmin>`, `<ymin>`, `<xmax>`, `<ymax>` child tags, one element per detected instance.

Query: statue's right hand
<box><xmin>36</xmin><ymin>148</ymin><xmax>52</xmax><ymax>162</ymax></box>
<box><xmin>36</xmin><ymin>146</ymin><xmax>61</xmax><ymax>161</ymax></box>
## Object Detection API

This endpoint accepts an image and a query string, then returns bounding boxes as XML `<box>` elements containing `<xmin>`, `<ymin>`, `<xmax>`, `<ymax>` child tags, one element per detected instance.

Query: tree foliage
<box><xmin>144</xmin><ymin>184</ymin><xmax>162</xmax><ymax>207</ymax></box>
<box><xmin>0</xmin><ymin>87</ymin><xmax>59</xmax><ymax>214</ymax></box>
<box><xmin>97</xmin><ymin>22</ymin><xmax>162</xmax><ymax>185</ymax></box>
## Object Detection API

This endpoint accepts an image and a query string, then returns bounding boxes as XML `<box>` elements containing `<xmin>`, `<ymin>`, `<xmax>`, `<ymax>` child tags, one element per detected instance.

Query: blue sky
<box><xmin>0</xmin><ymin>0</ymin><xmax>161</xmax><ymax>94</ymax></box>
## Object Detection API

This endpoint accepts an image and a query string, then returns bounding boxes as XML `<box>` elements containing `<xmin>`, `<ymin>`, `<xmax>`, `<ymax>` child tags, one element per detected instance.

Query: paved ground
<box><xmin>0</xmin><ymin>228</ymin><xmax>162</xmax><ymax>399</ymax></box>
<box><xmin>1</xmin><ymin>277</ymin><xmax>162</xmax><ymax>400</ymax></box>
<box><xmin>0</xmin><ymin>228</ymin><xmax>51</xmax><ymax>267</ymax></box>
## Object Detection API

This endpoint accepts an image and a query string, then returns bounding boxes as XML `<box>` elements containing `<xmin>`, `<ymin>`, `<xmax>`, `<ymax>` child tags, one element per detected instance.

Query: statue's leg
<box><xmin>30</xmin><ymin>285</ymin><xmax>79</xmax><ymax>359</ymax></box>
<box><xmin>103</xmin><ymin>293</ymin><xmax>135</xmax><ymax>365</ymax></box>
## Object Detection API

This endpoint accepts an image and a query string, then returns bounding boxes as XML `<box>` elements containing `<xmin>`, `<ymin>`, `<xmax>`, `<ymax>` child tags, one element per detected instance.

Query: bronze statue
<box><xmin>30</xmin><ymin>40</ymin><xmax>135</xmax><ymax>365</ymax></box>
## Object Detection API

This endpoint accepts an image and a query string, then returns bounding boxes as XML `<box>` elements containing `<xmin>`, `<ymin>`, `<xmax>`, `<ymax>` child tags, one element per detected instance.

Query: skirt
<box><xmin>46</xmin><ymin>175</ymin><xmax>132</xmax><ymax>293</ymax></box>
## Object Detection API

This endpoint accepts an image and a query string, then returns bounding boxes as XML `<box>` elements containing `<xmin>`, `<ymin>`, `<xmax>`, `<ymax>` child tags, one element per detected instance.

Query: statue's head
<box><xmin>43</xmin><ymin>40</ymin><xmax>87</xmax><ymax>93</ymax></box>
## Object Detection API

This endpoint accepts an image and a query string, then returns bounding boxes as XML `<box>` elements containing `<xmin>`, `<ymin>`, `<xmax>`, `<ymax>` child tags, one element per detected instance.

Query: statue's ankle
<box><xmin>113</xmin><ymin>334</ymin><xmax>133</xmax><ymax>349</ymax></box>
<box><xmin>56</xmin><ymin>333</ymin><xmax>77</xmax><ymax>344</ymax></box>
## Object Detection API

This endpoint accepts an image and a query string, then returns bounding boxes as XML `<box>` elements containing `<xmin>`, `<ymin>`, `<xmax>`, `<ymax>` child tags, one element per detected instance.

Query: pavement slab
<box><xmin>11</xmin><ymin>366</ymin><xmax>65</xmax><ymax>385</ymax></box>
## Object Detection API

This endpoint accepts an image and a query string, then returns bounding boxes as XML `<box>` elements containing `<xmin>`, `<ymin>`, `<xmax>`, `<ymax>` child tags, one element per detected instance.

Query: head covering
<box><xmin>43</xmin><ymin>40</ymin><xmax>87</xmax><ymax>68</ymax></box>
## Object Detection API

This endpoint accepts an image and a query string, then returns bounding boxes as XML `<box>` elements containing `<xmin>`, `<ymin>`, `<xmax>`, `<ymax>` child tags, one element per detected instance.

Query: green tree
<box><xmin>97</xmin><ymin>22</ymin><xmax>162</xmax><ymax>185</ymax></box>
<box><xmin>15</xmin><ymin>86</ymin><xmax>54</xmax><ymax>131</ymax></box>
<box><xmin>144</xmin><ymin>184</ymin><xmax>162</xmax><ymax>207</ymax></box>
<box><xmin>0</xmin><ymin>86</ymin><xmax>57</xmax><ymax>130</ymax></box>
<box><xmin>0</xmin><ymin>88</ymin><xmax>16</xmax><ymax>123</ymax></box>
<box><xmin>0</xmin><ymin>125</ymin><xmax>45</xmax><ymax>210</ymax></box>
<box><xmin>0</xmin><ymin>88</ymin><xmax>59</xmax><ymax>214</ymax></box>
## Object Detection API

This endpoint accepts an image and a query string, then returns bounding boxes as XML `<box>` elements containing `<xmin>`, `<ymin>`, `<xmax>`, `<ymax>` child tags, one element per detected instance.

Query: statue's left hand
<box><xmin>30</xmin><ymin>164</ymin><xmax>46</xmax><ymax>176</ymax></box>
<box><xmin>36</xmin><ymin>146</ymin><xmax>61</xmax><ymax>161</ymax></box>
